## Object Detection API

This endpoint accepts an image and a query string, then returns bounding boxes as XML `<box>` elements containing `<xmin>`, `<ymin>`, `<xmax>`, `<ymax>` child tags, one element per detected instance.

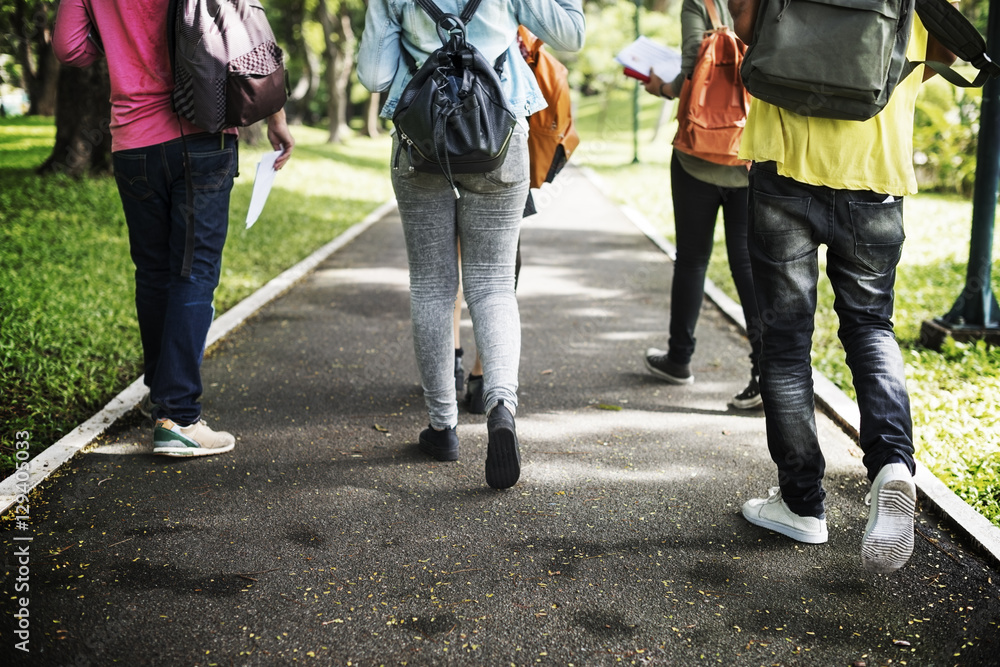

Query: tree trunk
<box><xmin>317</xmin><ymin>2</ymin><xmax>355</xmax><ymax>144</ymax></box>
<box><xmin>362</xmin><ymin>92</ymin><xmax>382</xmax><ymax>138</ymax></box>
<box><xmin>14</xmin><ymin>0</ymin><xmax>59</xmax><ymax>116</ymax></box>
<box><xmin>38</xmin><ymin>61</ymin><xmax>112</xmax><ymax>177</ymax></box>
<box><xmin>26</xmin><ymin>46</ymin><xmax>59</xmax><ymax>116</ymax></box>
<box><xmin>286</xmin><ymin>40</ymin><xmax>321</xmax><ymax>125</ymax></box>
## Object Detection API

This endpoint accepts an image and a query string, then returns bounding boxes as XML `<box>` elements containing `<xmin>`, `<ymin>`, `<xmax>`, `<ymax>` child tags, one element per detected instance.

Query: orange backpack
<box><xmin>518</xmin><ymin>26</ymin><xmax>580</xmax><ymax>189</ymax></box>
<box><xmin>671</xmin><ymin>0</ymin><xmax>750</xmax><ymax>166</ymax></box>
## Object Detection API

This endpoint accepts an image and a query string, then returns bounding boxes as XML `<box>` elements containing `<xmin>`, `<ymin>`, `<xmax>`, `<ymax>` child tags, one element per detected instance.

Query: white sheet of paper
<box><xmin>245</xmin><ymin>149</ymin><xmax>282</xmax><ymax>229</ymax></box>
<box><xmin>615</xmin><ymin>36</ymin><xmax>682</xmax><ymax>82</ymax></box>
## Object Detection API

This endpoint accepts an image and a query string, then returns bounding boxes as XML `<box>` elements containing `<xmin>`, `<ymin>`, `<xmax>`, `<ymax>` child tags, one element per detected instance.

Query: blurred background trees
<box><xmin>0</xmin><ymin>0</ymin><xmax>993</xmax><ymax>193</ymax></box>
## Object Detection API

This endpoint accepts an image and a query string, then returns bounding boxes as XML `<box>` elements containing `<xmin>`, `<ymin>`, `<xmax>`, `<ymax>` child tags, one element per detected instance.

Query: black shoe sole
<box><xmin>485</xmin><ymin>423</ymin><xmax>520</xmax><ymax>489</ymax></box>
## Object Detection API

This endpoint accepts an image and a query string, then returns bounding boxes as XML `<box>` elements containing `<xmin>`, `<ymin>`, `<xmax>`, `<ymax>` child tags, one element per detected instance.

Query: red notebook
<box><xmin>623</xmin><ymin>67</ymin><xmax>651</xmax><ymax>83</ymax></box>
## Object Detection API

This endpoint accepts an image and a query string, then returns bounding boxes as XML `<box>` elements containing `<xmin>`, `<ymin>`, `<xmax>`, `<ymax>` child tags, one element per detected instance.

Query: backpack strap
<box><xmin>165</xmin><ymin>0</ymin><xmax>197</xmax><ymax>279</ymax></box>
<box><xmin>914</xmin><ymin>0</ymin><xmax>1000</xmax><ymax>87</ymax></box>
<box><xmin>166</xmin><ymin>0</ymin><xmax>179</xmax><ymax>81</ymax></box>
<box><xmin>703</xmin><ymin>0</ymin><xmax>723</xmax><ymax>31</ymax></box>
<box><xmin>413</xmin><ymin>0</ymin><xmax>484</xmax><ymax>25</ymax></box>
<box><xmin>403</xmin><ymin>0</ymin><xmax>504</xmax><ymax>75</ymax></box>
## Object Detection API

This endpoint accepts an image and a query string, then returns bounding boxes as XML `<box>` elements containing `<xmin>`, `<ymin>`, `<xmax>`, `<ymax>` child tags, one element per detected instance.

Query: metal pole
<box><xmin>924</xmin><ymin>0</ymin><xmax>1000</xmax><ymax>345</ymax></box>
<box><xmin>632</xmin><ymin>0</ymin><xmax>641</xmax><ymax>164</ymax></box>
<box><xmin>942</xmin><ymin>5</ymin><xmax>1000</xmax><ymax>328</ymax></box>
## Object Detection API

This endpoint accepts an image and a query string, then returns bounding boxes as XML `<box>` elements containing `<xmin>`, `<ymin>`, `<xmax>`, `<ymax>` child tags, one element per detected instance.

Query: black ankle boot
<box><xmin>485</xmin><ymin>400</ymin><xmax>520</xmax><ymax>489</ymax></box>
<box><xmin>454</xmin><ymin>348</ymin><xmax>464</xmax><ymax>392</ymax></box>
<box><xmin>465</xmin><ymin>374</ymin><xmax>485</xmax><ymax>414</ymax></box>
<box><xmin>419</xmin><ymin>425</ymin><xmax>459</xmax><ymax>462</ymax></box>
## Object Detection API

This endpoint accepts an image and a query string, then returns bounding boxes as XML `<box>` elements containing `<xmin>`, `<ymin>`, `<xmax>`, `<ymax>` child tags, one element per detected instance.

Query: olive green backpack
<box><xmin>741</xmin><ymin>0</ymin><xmax>1000</xmax><ymax>121</ymax></box>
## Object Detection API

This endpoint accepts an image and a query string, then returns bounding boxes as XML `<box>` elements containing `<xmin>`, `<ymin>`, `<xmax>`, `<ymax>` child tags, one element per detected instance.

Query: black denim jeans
<box><xmin>747</xmin><ymin>162</ymin><xmax>915</xmax><ymax>519</ymax></box>
<box><xmin>113</xmin><ymin>133</ymin><xmax>238</xmax><ymax>425</ymax></box>
<box><xmin>668</xmin><ymin>153</ymin><xmax>760</xmax><ymax>376</ymax></box>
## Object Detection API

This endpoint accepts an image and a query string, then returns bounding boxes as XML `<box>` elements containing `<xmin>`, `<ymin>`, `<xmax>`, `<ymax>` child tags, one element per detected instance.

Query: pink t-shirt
<box><xmin>53</xmin><ymin>0</ymin><xmax>233</xmax><ymax>152</ymax></box>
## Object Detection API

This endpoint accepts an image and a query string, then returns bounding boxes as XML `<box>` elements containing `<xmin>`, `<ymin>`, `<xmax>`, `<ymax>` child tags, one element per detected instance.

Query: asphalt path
<box><xmin>3</xmin><ymin>166</ymin><xmax>999</xmax><ymax>666</ymax></box>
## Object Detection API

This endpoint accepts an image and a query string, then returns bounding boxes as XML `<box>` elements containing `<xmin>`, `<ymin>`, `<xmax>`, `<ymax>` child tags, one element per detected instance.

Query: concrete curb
<box><xmin>580</xmin><ymin>165</ymin><xmax>1000</xmax><ymax>569</ymax></box>
<box><xmin>0</xmin><ymin>200</ymin><xmax>396</xmax><ymax>516</ymax></box>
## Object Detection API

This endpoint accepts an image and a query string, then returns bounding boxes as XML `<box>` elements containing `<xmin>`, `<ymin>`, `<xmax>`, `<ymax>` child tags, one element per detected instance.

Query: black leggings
<box><xmin>668</xmin><ymin>152</ymin><xmax>761</xmax><ymax>375</ymax></box>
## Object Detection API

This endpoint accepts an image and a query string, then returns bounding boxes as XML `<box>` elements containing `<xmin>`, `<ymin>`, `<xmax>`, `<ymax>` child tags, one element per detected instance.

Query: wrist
<box><xmin>659</xmin><ymin>83</ymin><xmax>669</xmax><ymax>98</ymax></box>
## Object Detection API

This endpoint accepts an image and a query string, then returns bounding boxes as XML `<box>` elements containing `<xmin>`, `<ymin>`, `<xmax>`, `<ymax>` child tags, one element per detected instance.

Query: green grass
<box><xmin>0</xmin><ymin>118</ymin><xmax>393</xmax><ymax>473</ymax></box>
<box><xmin>575</xmin><ymin>86</ymin><xmax>1000</xmax><ymax>527</ymax></box>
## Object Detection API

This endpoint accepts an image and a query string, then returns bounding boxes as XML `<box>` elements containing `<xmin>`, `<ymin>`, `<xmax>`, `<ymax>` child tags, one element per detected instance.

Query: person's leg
<box><xmin>157</xmin><ymin>134</ymin><xmax>238</xmax><ymax>426</ymax></box>
<box><xmin>115</xmin><ymin>134</ymin><xmax>237</xmax><ymax>457</ymax></box>
<box><xmin>826</xmin><ymin>189</ymin><xmax>915</xmax><ymax>573</ymax></box>
<box><xmin>113</xmin><ymin>146</ymin><xmax>172</xmax><ymax>408</ymax></box>
<box><xmin>456</xmin><ymin>135</ymin><xmax>529</xmax><ymax>418</ymax></box>
<box><xmin>391</xmin><ymin>136</ymin><xmax>461</xmax><ymax>432</ymax></box>
<box><xmin>456</xmin><ymin>129</ymin><xmax>529</xmax><ymax>489</ymax></box>
<box><xmin>721</xmin><ymin>185</ymin><xmax>761</xmax><ymax>377</ymax></box>
<box><xmin>745</xmin><ymin>164</ymin><xmax>827</xmax><ymax>521</ymax></box>
<box><xmin>721</xmin><ymin>184</ymin><xmax>764</xmax><ymax>408</ymax></box>
<box><xmin>826</xmin><ymin>192</ymin><xmax>914</xmax><ymax>475</ymax></box>
<box><xmin>666</xmin><ymin>153</ymin><xmax>724</xmax><ymax>368</ymax></box>
<box><xmin>114</xmin><ymin>134</ymin><xmax>236</xmax><ymax>427</ymax></box>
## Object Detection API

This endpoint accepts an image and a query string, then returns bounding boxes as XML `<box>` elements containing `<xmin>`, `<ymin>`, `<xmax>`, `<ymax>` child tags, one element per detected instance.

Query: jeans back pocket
<box><xmin>849</xmin><ymin>198</ymin><xmax>904</xmax><ymax>275</ymax></box>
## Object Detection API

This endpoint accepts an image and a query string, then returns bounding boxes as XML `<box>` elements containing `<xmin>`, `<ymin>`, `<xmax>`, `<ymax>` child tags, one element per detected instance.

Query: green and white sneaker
<box><xmin>153</xmin><ymin>418</ymin><xmax>235</xmax><ymax>457</ymax></box>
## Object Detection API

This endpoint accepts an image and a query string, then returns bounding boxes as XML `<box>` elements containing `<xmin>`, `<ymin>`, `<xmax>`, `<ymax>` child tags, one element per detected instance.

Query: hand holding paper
<box><xmin>615</xmin><ymin>36</ymin><xmax>682</xmax><ymax>84</ymax></box>
<box><xmin>245</xmin><ymin>149</ymin><xmax>282</xmax><ymax>229</ymax></box>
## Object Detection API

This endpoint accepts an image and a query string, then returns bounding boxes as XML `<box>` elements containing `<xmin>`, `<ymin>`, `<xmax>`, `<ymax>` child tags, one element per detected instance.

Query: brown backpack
<box><xmin>671</xmin><ymin>0</ymin><xmax>750</xmax><ymax>166</ymax></box>
<box><xmin>519</xmin><ymin>26</ymin><xmax>580</xmax><ymax>189</ymax></box>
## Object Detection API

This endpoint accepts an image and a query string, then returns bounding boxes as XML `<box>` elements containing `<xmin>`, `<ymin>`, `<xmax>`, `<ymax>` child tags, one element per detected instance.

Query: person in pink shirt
<box><xmin>54</xmin><ymin>0</ymin><xmax>294</xmax><ymax>457</ymax></box>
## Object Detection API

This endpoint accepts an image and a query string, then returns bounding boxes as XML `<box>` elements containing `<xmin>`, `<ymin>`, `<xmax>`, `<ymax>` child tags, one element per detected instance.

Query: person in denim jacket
<box><xmin>358</xmin><ymin>0</ymin><xmax>584</xmax><ymax>490</ymax></box>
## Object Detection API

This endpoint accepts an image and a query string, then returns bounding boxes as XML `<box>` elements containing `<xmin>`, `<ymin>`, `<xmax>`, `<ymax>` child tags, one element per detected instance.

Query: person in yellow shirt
<box><xmin>729</xmin><ymin>0</ymin><xmax>956</xmax><ymax>573</ymax></box>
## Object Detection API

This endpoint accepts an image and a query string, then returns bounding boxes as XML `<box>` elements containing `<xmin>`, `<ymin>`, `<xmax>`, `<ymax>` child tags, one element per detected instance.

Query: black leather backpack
<box><xmin>392</xmin><ymin>0</ymin><xmax>517</xmax><ymax>198</ymax></box>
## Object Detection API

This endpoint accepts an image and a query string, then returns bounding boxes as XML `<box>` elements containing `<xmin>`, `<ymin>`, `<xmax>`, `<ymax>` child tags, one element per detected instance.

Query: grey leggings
<box><xmin>391</xmin><ymin>128</ymin><xmax>529</xmax><ymax>429</ymax></box>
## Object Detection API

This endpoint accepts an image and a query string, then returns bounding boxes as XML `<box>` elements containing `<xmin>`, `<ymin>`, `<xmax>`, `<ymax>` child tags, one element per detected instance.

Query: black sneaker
<box><xmin>454</xmin><ymin>348</ymin><xmax>464</xmax><ymax>392</ymax></box>
<box><xmin>465</xmin><ymin>374</ymin><xmax>485</xmax><ymax>414</ymax></box>
<box><xmin>731</xmin><ymin>376</ymin><xmax>763</xmax><ymax>410</ymax></box>
<box><xmin>138</xmin><ymin>394</ymin><xmax>159</xmax><ymax>421</ymax></box>
<box><xmin>644</xmin><ymin>348</ymin><xmax>693</xmax><ymax>384</ymax></box>
<box><xmin>419</xmin><ymin>425</ymin><xmax>459</xmax><ymax>461</ymax></box>
<box><xmin>485</xmin><ymin>400</ymin><xmax>520</xmax><ymax>490</ymax></box>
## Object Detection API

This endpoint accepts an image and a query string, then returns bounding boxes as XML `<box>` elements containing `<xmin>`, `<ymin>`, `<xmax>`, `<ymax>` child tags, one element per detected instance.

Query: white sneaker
<box><xmin>153</xmin><ymin>418</ymin><xmax>235</xmax><ymax>457</ymax></box>
<box><xmin>742</xmin><ymin>487</ymin><xmax>829</xmax><ymax>544</ymax></box>
<box><xmin>861</xmin><ymin>463</ymin><xmax>916</xmax><ymax>573</ymax></box>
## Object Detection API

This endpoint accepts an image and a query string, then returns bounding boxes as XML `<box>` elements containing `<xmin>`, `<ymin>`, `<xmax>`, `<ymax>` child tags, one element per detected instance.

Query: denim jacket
<box><xmin>358</xmin><ymin>0</ymin><xmax>585</xmax><ymax>121</ymax></box>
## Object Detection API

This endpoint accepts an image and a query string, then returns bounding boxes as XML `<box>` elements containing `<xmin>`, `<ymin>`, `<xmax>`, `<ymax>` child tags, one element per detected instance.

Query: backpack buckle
<box><xmin>436</xmin><ymin>14</ymin><xmax>466</xmax><ymax>45</ymax></box>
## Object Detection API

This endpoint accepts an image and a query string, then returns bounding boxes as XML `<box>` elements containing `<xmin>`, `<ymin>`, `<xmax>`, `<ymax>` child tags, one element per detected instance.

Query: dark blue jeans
<box><xmin>669</xmin><ymin>153</ymin><xmax>761</xmax><ymax>376</ymax></box>
<box><xmin>748</xmin><ymin>162</ymin><xmax>914</xmax><ymax>519</ymax></box>
<box><xmin>113</xmin><ymin>133</ymin><xmax>238</xmax><ymax>425</ymax></box>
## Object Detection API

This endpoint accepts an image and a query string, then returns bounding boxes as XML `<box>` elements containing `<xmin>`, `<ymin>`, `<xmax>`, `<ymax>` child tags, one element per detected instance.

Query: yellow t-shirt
<box><xmin>739</xmin><ymin>20</ymin><xmax>929</xmax><ymax>197</ymax></box>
